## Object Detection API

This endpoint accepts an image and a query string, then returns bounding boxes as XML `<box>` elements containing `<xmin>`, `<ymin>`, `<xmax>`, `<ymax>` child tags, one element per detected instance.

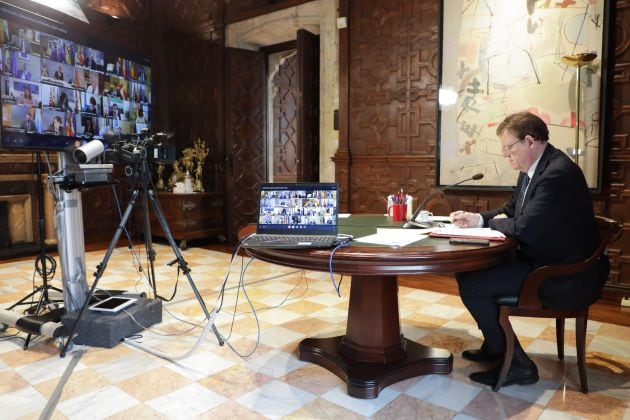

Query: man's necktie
<box><xmin>515</xmin><ymin>175</ymin><xmax>530</xmax><ymax>215</ymax></box>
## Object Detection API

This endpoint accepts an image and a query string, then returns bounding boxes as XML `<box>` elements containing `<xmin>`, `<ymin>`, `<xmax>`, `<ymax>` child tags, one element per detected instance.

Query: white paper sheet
<box><xmin>430</xmin><ymin>226</ymin><xmax>506</xmax><ymax>240</ymax></box>
<box><xmin>430</xmin><ymin>215</ymin><xmax>452</xmax><ymax>223</ymax></box>
<box><xmin>355</xmin><ymin>228</ymin><xmax>429</xmax><ymax>246</ymax></box>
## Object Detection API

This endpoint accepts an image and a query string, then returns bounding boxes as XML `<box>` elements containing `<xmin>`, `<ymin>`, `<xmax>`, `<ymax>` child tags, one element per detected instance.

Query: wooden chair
<box><xmin>493</xmin><ymin>216</ymin><xmax>622</xmax><ymax>393</ymax></box>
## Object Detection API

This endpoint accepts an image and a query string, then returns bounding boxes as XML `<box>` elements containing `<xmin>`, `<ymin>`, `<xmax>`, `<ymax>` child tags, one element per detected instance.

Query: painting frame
<box><xmin>436</xmin><ymin>0</ymin><xmax>612</xmax><ymax>191</ymax></box>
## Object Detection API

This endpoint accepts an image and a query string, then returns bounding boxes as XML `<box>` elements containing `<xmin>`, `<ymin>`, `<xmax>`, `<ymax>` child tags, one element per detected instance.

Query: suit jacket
<box><xmin>480</xmin><ymin>143</ymin><xmax>605</xmax><ymax>309</ymax></box>
<box><xmin>21</xmin><ymin>120</ymin><xmax>37</xmax><ymax>132</ymax></box>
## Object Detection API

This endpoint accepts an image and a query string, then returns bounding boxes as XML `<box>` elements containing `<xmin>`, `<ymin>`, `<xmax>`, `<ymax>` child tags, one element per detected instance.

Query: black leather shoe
<box><xmin>462</xmin><ymin>347</ymin><xmax>502</xmax><ymax>363</ymax></box>
<box><xmin>469</xmin><ymin>361</ymin><xmax>539</xmax><ymax>387</ymax></box>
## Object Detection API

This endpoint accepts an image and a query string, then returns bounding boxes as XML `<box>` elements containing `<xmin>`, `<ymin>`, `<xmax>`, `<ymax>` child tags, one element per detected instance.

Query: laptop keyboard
<box><xmin>240</xmin><ymin>233</ymin><xmax>340</xmax><ymax>249</ymax></box>
<box><xmin>247</xmin><ymin>235</ymin><xmax>333</xmax><ymax>243</ymax></box>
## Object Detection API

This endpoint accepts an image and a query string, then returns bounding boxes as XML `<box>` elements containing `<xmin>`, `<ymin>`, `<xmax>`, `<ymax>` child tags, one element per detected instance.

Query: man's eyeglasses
<box><xmin>501</xmin><ymin>138</ymin><xmax>524</xmax><ymax>154</ymax></box>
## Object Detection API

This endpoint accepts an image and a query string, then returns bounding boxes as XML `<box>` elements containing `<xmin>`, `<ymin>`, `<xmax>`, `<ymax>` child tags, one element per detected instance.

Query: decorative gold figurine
<box><xmin>170</xmin><ymin>138</ymin><xmax>209</xmax><ymax>193</ymax></box>
<box><xmin>192</xmin><ymin>138</ymin><xmax>209</xmax><ymax>192</ymax></box>
<box><xmin>155</xmin><ymin>163</ymin><xmax>167</xmax><ymax>191</ymax></box>
<box><xmin>170</xmin><ymin>159</ymin><xmax>184</xmax><ymax>185</ymax></box>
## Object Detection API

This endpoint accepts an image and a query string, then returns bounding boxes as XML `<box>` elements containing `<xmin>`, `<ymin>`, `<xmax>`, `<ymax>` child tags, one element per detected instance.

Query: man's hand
<box><xmin>449</xmin><ymin>211</ymin><xmax>482</xmax><ymax>228</ymax></box>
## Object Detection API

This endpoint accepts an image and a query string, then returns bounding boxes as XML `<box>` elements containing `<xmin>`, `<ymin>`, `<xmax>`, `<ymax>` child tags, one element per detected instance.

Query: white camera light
<box><xmin>73</xmin><ymin>139</ymin><xmax>105</xmax><ymax>164</ymax></box>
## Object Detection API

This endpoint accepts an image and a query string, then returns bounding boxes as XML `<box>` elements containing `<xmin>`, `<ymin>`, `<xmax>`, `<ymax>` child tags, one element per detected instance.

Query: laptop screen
<box><xmin>256</xmin><ymin>183</ymin><xmax>339</xmax><ymax>235</ymax></box>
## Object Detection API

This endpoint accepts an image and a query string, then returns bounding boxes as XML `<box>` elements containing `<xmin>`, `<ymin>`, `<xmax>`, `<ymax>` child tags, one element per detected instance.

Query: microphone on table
<box><xmin>402</xmin><ymin>173</ymin><xmax>484</xmax><ymax>229</ymax></box>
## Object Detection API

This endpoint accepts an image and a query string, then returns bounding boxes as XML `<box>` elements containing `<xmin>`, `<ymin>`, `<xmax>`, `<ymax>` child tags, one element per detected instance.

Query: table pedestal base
<box><xmin>299</xmin><ymin>335</ymin><xmax>453</xmax><ymax>398</ymax></box>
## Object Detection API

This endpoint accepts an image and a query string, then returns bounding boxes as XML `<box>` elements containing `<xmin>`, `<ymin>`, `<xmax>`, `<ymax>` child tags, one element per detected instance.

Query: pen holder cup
<box><xmin>387</xmin><ymin>195</ymin><xmax>413</xmax><ymax>219</ymax></box>
<box><xmin>387</xmin><ymin>204</ymin><xmax>407</xmax><ymax>221</ymax></box>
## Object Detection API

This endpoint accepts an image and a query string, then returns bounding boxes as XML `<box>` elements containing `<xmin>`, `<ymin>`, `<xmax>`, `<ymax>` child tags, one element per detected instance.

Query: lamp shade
<box><xmin>86</xmin><ymin>0</ymin><xmax>132</xmax><ymax>19</ymax></box>
<box><xmin>561</xmin><ymin>53</ymin><xmax>597</xmax><ymax>67</ymax></box>
<box><xmin>29</xmin><ymin>0</ymin><xmax>89</xmax><ymax>23</ymax></box>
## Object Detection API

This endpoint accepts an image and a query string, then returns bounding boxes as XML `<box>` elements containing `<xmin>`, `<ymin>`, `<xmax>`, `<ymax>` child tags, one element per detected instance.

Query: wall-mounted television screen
<box><xmin>0</xmin><ymin>5</ymin><xmax>151</xmax><ymax>152</ymax></box>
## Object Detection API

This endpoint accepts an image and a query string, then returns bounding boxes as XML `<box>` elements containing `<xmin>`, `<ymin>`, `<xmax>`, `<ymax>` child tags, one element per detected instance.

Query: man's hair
<box><xmin>496</xmin><ymin>111</ymin><xmax>549</xmax><ymax>142</ymax></box>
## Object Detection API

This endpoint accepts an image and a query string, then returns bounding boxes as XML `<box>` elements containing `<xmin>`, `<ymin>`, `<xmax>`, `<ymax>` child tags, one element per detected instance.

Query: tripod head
<box><xmin>104</xmin><ymin>131</ymin><xmax>175</xmax><ymax>166</ymax></box>
<box><xmin>104</xmin><ymin>131</ymin><xmax>176</xmax><ymax>188</ymax></box>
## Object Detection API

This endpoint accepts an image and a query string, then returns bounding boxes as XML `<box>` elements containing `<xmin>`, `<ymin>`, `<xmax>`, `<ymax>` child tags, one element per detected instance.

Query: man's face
<box><xmin>499</xmin><ymin>131</ymin><xmax>534</xmax><ymax>173</ymax></box>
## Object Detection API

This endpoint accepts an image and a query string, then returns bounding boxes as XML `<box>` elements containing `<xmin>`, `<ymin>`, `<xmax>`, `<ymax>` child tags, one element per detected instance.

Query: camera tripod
<box><xmin>60</xmin><ymin>156</ymin><xmax>223</xmax><ymax>357</ymax></box>
<box><xmin>1</xmin><ymin>152</ymin><xmax>64</xmax><ymax>349</ymax></box>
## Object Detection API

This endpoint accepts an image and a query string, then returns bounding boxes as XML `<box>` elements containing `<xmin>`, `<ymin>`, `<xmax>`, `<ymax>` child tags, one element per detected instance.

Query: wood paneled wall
<box><xmin>2</xmin><ymin>0</ymin><xmax>627</xmax><ymax>296</ymax></box>
<box><xmin>339</xmin><ymin>1</ymin><xmax>440</xmax><ymax>215</ymax></box>
<box><xmin>606</xmin><ymin>1</ymin><xmax>630</xmax><ymax>294</ymax></box>
<box><xmin>155</xmin><ymin>33</ymin><xmax>224</xmax><ymax>192</ymax></box>
<box><xmin>335</xmin><ymin>0</ymin><xmax>630</xmax><ymax>296</ymax></box>
<box><xmin>223</xmin><ymin>48</ymin><xmax>266</xmax><ymax>241</ymax></box>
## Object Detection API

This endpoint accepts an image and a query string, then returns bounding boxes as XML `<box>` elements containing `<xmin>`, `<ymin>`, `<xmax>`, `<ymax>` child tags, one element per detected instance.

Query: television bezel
<box><xmin>0</xmin><ymin>3</ymin><xmax>151</xmax><ymax>153</ymax></box>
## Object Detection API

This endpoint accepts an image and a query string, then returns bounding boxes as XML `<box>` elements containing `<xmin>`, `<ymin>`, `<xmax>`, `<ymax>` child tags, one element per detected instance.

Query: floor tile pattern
<box><xmin>0</xmin><ymin>244</ymin><xmax>629</xmax><ymax>419</ymax></box>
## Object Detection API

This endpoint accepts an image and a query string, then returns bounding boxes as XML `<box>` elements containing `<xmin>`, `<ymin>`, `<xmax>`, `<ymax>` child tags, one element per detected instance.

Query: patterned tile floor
<box><xmin>0</xmin><ymin>243</ymin><xmax>629</xmax><ymax>419</ymax></box>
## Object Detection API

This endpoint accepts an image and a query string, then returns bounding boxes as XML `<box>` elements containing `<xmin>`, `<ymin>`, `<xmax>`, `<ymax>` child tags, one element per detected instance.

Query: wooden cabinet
<box><xmin>148</xmin><ymin>192</ymin><xmax>224</xmax><ymax>248</ymax></box>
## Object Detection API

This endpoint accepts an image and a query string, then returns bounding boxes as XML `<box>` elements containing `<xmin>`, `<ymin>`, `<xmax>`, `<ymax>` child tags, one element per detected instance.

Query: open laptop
<box><xmin>241</xmin><ymin>182</ymin><xmax>342</xmax><ymax>249</ymax></box>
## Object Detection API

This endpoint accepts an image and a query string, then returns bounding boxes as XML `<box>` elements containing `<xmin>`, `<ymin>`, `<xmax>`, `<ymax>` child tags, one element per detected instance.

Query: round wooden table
<box><xmin>239</xmin><ymin>215</ymin><xmax>517</xmax><ymax>398</ymax></box>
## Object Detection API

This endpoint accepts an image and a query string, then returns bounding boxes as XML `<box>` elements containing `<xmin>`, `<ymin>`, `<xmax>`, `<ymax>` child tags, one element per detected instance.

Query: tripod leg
<box><xmin>60</xmin><ymin>189</ymin><xmax>143</xmax><ymax>357</ymax></box>
<box><xmin>8</xmin><ymin>285</ymin><xmax>66</xmax><ymax>311</ymax></box>
<box><xmin>141</xmin><ymin>191</ymin><xmax>158</xmax><ymax>299</ymax></box>
<box><xmin>8</xmin><ymin>287</ymin><xmax>44</xmax><ymax>310</ymax></box>
<box><xmin>146</xmin><ymin>190</ymin><xmax>224</xmax><ymax>346</ymax></box>
<box><xmin>35</xmin><ymin>152</ymin><xmax>50</xmax><ymax>304</ymax></box>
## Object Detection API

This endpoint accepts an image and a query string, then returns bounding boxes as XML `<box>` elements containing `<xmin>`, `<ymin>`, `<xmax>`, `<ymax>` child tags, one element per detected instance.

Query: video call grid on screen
<box><xmin>257</xmin><ymin>184</ymin><xmax>338</xmax><ymax>232</ymax></box>
<box><xmin>0</xmin><ymin>7</ymin><xmax>152</xmax><ymax>151</ymax></box>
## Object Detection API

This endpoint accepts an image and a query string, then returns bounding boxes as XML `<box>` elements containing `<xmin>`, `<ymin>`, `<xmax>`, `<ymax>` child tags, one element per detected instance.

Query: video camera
<box><xmin>104</xmin><ymin>131</ymin><xmax>176</xmax><ymax>166</ymax></box>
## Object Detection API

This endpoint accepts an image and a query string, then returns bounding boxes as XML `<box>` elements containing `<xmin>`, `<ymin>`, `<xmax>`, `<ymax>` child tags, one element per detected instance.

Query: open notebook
<box><xmin>240</xmin><ymin>182</ymin><xmax>343</xmax><ymax>249</ymax></box>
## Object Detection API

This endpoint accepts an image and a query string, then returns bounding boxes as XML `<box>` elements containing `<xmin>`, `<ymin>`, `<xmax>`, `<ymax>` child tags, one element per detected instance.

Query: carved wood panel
<box><xmin>225</xmin><ymin>0</ymin><xmax>315</xmax><ymax>24</ymax></box>
<box><xmin>347</xmin><ymin>0</ymin><xmax>439</xmax><ymax>211</ymax></box>
<box><xmin>607</xmin><ymin>1</ymin><xmax>630</xmax><ymax>293</ymax></box>
<box><xmin>160</xmin><ymin>33</ymin><xmax>223</xmax><ymax>193</ymax></box>
<box><xmin>81</xmin><ymin>186</ymin><xmax>120</xmax><ymax>243</ymax></box>
<box><xmin>154</xmin><ymin>0</ymin><xmax>223</xmax><ymax>41</ymax></box>
<box><xmin>296</xmin><ymin>29</ymin><xmax>320</xmax><ymax>182</ymax></box>
<box><xmin>224</xmin><ymin>47</ymin><xmax>266</xmax><ymax>242</ymax></box>
<box><xmin>272</xmin><ymin>52</ymin><xmax>298</xmax><ymax>182</ymax></box>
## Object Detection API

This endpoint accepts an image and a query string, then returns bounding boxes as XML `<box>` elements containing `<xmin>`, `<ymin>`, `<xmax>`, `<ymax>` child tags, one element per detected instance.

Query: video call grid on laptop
<box><xmin>241</xmin><ymin>182</ymin><xmax>340</xmax><ymax>249</ymax></box>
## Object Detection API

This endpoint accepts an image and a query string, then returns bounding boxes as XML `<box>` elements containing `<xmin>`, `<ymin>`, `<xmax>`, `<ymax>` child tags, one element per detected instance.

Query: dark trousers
<box><xmin>456</xmin><ymin>261</ymin><xmax>531</xmax><ymax>354</ymax></box>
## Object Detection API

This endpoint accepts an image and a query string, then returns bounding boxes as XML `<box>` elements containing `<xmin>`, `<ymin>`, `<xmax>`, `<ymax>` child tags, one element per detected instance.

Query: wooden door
<box><xmin>224</xmin><ymin>48</ymin><xmax>266</xmax><ymax>243</ymax></box>
<box><xmin>272</xmin><ymin>52</ymin><xmax>299</xmax><ymax>182</ymax></box>
<box><xmin>224</xmin><ymin>32</ymin><xmax>320</xmax><ymax>243</ymax></box>
<box><xmin>297</xmin><ymin>29</ymin><xmax>320</xmax><ymax>182</ymax></box>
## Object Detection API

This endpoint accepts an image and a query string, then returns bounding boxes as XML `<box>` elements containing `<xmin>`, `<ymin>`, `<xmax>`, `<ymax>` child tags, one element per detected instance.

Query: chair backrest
<box><xmin>517</xmin><ymin>215</ymin><xmax>622</xmax><ymax>309</ymax></box>
<box><xmin>594</xmin><ymin>215</ymin><xmax>623</xmax><ymax>258</ymax></box>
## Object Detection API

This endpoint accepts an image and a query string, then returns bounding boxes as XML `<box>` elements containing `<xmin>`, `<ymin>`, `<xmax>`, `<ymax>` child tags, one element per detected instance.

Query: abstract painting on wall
<box><xmin>438</xmin><ymin>0</ymin><xmax>610</xmax><ymax>190</ymax></box>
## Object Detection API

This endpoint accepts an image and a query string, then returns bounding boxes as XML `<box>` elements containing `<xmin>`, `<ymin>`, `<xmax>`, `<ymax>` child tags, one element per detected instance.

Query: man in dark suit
<box><xmin>20</xmin><ymin>110</ymin><xmax>37</xmax><ymax>132</ymax></box>
<box><xmin>449</xmin><ymin>111</ymin><xmax>600</xmax><ymax>387</ymax></box>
